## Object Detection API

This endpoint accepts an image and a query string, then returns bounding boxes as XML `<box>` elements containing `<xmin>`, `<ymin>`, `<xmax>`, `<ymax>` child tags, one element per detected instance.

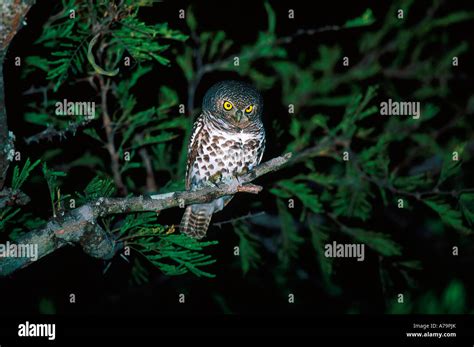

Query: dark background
<box><xmin>1</xmin><ymin>0</ymin><xmax>474</xmax><ymax>319</ymax></box>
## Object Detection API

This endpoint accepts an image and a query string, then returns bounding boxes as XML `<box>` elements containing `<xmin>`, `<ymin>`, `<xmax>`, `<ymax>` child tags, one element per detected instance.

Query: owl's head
<box><xmin>202</xmin><ymin>80</ymin><xmax>263</xmax><ymax>128</ymax></box>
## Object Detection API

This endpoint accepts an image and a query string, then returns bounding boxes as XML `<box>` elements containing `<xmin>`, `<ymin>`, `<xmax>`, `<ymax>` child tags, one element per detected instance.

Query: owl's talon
<box><xmin>228</xmin><ymin>177</ymin><xmax>240</xmax><ymax>191</ymax></box>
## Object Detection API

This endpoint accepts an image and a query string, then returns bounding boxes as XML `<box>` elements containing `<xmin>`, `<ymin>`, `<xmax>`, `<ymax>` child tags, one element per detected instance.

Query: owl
<box><xmin>180</xmin><ymin>80</ymin><xmax>266</xmax><ymax>239</ymax></box>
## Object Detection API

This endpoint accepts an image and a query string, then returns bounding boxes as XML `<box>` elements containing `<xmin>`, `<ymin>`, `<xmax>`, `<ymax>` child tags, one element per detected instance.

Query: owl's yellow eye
<box><xmin>245</xmin><ymin>105</ymin><xmax>253</xmax><ymax>113</ymax></box>
<box><xmin>223</xmin><ymin>101</ymin><xmax>233</xmax><ymax>111</ymax></box>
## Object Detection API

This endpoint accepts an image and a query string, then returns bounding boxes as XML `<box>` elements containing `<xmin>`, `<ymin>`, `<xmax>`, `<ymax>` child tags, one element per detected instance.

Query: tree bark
<box><xmin>0</xmin><ymin>0</ymin><xmax>36</xmax><ymax>189</ymax></box>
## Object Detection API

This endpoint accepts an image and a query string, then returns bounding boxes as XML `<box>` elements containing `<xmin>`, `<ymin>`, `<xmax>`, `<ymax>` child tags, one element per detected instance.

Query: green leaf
<box><xmin>392</xmin><ymin>173</ymin><xmax>430</xmax><ymax>192</ymax></box>
<box><xmin>0</xmin><ymin>207</ymin><xmax>21</xmax><ymax>231</ymax></box>
<box><xmin>67</xmin><ymin>152</ymin><xmax>104</xmax><ymax>170</ymax></box>
<box><xmin>309</xmin><ymin>223</ymin><xmax>333</xmax><ymax>282</ymax></box>
<box><xmin>264</xmin><ymin>1</ymin><xmax>276</xmax><ymax>33</ymax></box>
<box><xmin>127</xmin><ymin>65</ymin><xmax>153</xmax><ymax>90</ymax></box>
<box><xmin>337</xmin><ymin>86</ymin><xmax>378</xmax><ymax>136</ymax></box>
<box><xmin>438</xmin><ymin>144</ymin><xmax>464</xmax><ymax>185</ymax></box>
<box><xmin>176</xmin><ymin>48</ymin><xmax>193</xmax><ymax>81</ymax></box>
<box><xmin>118</xmin><ymin>212</ymin><xmax>159</xmax><ymax>237</ymax></box>
<box><xmin>75</xmin><ymin>176</ymin><xmax>116</xmax><ymax>205</ymax></box>
<box><xmin>276</xmin><ymin>199</ymin><xmax>303</xmax><ymax>269</ymax></box>
<box><xmin>332</xmin><ymin>178</ymin><xmax>373</xmax><ymax>221</ymax></box>
<box><xmin>130</xmin><ymin>133</ymin><xmax>178</xmax><ymax>150</ymax></box>
<box><xmin>207</xmin><ymin>31</ymin><xmax>227</xmax><ymax>60</ymax></box>
<box><xmin>276</xmin><ymin>180</ymin><xmax>323</xmax><ymax>213</ymax></box>
<box><xmin>344</xmin><ymin>8</ymin><xmax>375</xmax><ymax>28</ymax></box>
<box><xmin>42</xmin><ymin>163</ymin><xmax>66</xmax><ymax>215</ymax></box>
<box><xmin>310</xmin><ymin>114</ymin><xmax>329</xmax><ymax>130</ymax></box>
<box><xmin>83</xmin><ymin>128</ymin><xmax>103</xmax><ymax>143</ymax></box>
<box><xmin>233</xmin><ymin>222</ymin><xmax>261</xmax><ymax>275</ymax></box>
<box><xmin>24</xmin><ymin>112</ymin><xmax>53</xmax><ymax>126</ymax></box>
<box><xmin>424</xmin><ymin>12</ymin><xmax>474</xmax><ymax>33</ymax></box>
<box><xmin>312</xmin><ymin>45</ymin><xmax>341</xmax><ymax>72</ymax></box>
<box><xmin>294</xmin><ymin>172</ymin><xmax>336</xmax><ymax>188</ymax></box>
<box><xmin>269</xmin><ymin>187</ymin><xmax>291</xmax><ymax>199</ymax></box>
<box><xmin>442</xmin><ymin>280</ymin><xmax>465</xmax><ymax>313</ymax></box>
<box><xmin>344</xmin><ymin>228</ymin><xmax>402</xmax><ymax>257</ymax></box>
<box><xmin>459</xmin><ymin>193</ymin><xmax>474</xmax><ymax>226</ymax></box>
<box><xmin>25</xmin><ymin>56</ymin><xmax>50</xmax><ymax>72</ymax></box>
<box><xmin>11</xmin><ymin>158</ymin><xmax>41</xmax><ymax>190</ymax></box>
<box><xmin>132</xmin><ymin>233</ymin><xmax>218</xmax><ymax>278</ymax></box>
<box><xmin>113</xmin><ymin>17</ymin><xmax>187</xmax><ymax>66</ymax></box>
<box><xmin>185</xmin><ymin>5</ymin><xmax>197</xmax><ymax>32</ymax></box>
<box><xmin>424</xmin><ymin>198</ymin><xmax>470</xmax><ymax>233</ymax></box>
<box><xmin>41</xmin><ymin>17</ymin><xmax>90</xmax><ymax>91</ymax></box>
<box><xmin>157</xmin><ymin>86</ymin><xmax>179</xmax><ymax>110</ymax></box>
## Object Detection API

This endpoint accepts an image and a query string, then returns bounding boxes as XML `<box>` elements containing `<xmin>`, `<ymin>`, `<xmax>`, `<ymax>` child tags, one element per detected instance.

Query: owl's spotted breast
<box><xmin>181</xmin><ymin>80</ymin><xmax>265</xmax><ymax>239</ymax></box>
<box><xmin>189</xmin><ymin>118</ymin><xmax>265</xmax><ymax>189</ymax></box>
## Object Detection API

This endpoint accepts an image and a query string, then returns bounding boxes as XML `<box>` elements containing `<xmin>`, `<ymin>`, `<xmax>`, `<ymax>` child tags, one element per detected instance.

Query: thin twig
<box><xmin>213</xmin><ymin>211</ymin><xmax>266</xmax><ymax>228</ymax></box>
<box><xmin>135</xmin><ymin>133</ymin><xmax>158</xmax><ymax>193</ymax></box>
<box><xmin>98</xmin><ymin>75</ymin><xmax>127</xmax><ymax>195</ymax></box>
<box><xmin>24</xmin><ymin>120</ymin><xmax>93</xmax><ymax>144</ymax></box>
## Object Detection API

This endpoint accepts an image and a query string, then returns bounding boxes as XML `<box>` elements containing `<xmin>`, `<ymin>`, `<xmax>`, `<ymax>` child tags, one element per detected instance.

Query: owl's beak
<box><xmin>234</xmin><ymin>110</ymin><xmax>243</xmax><ymax>122</ymax></box>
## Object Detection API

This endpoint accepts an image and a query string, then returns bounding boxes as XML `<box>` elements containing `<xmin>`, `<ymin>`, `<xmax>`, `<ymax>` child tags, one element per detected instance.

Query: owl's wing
<box><xmin>185</xmin><ymin>114</ymin><xmax>205</xmax><ymax>190</ymax></box>
<box><xmin>256</xmin><ymin>132</ymin><xmax>266</xmax><ymax>165</ymax></box>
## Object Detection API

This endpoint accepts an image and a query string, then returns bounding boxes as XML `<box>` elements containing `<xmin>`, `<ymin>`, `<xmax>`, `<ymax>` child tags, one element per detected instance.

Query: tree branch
<box><xmin>0</xmin><ymin>152</ymin><xmax>292</xmax><ymax>277</ymax></box>
<box><xmin>0</xmin><ymin>0</ymin><xmax>36</xmax><ymax>189</ymax></box>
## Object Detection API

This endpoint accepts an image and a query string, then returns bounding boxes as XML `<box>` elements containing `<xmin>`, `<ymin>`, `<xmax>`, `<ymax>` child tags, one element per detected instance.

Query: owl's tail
<box><xmin>180</xmin><ymin>204</ymin><xmax>214</xmax><ymax>239</ymax></box>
